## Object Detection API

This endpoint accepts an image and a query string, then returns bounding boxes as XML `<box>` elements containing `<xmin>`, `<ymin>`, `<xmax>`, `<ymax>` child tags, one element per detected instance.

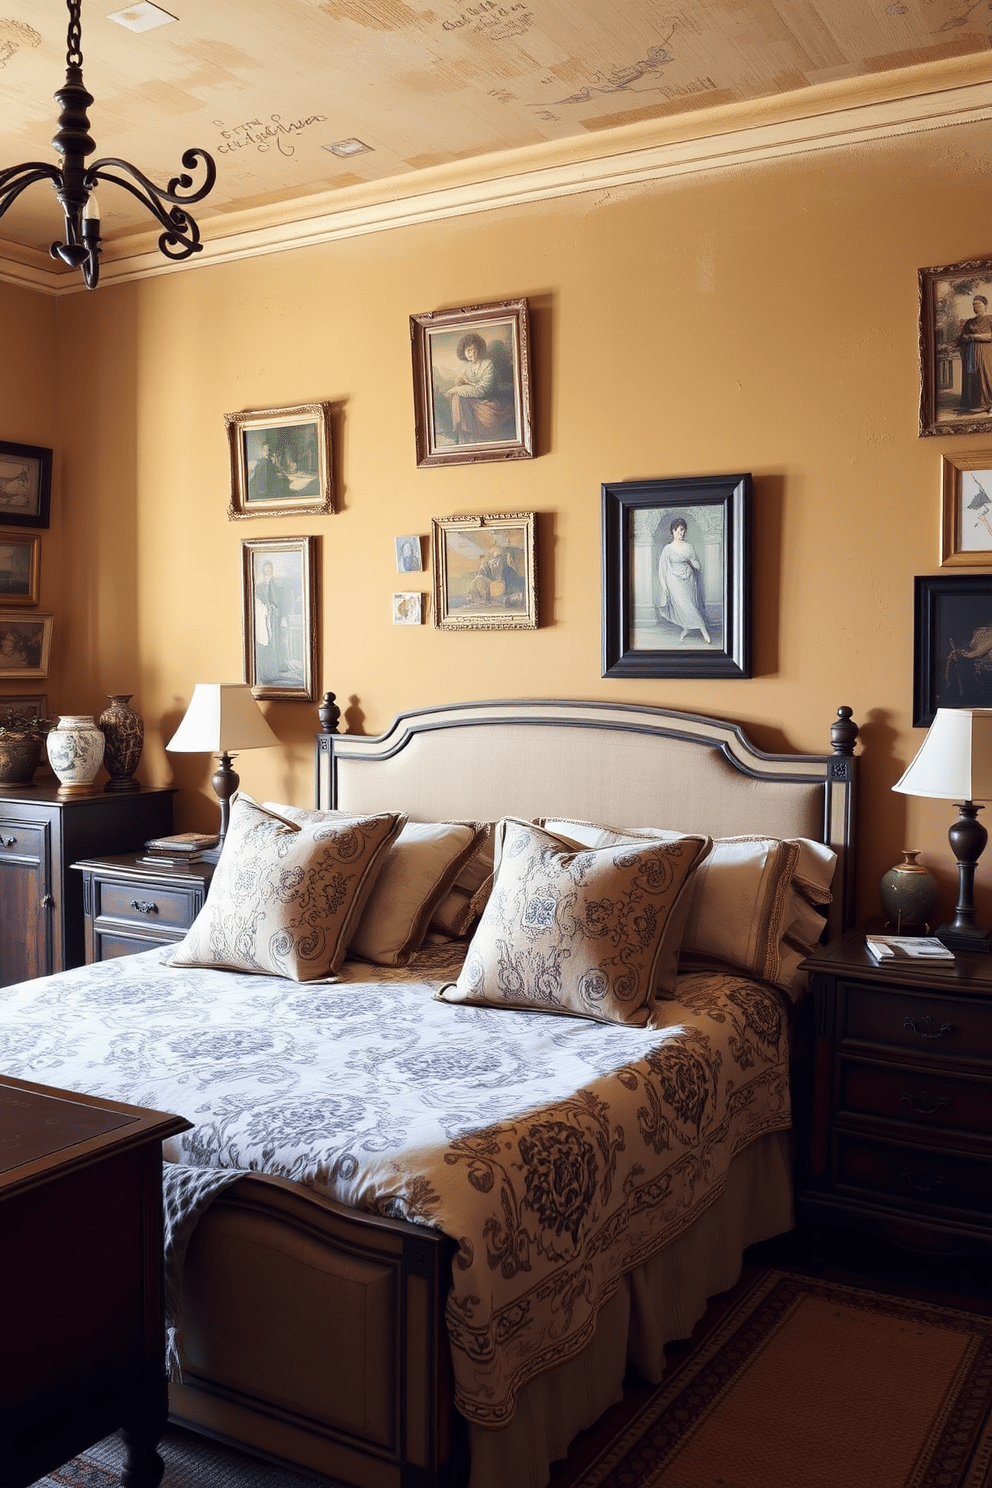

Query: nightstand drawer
<box><xmin>838</xmin><ymin>979</ymin><xmax>992</xmax><ymax>1063</ymax></box>
<box><xmin>93</xmin><ymin>876</ymin><xmax>198</xmax><ymax>931</ymax></box>
<box><xmin>837</xmin><ymin>1057</ymin><xmax>991</xmax><ymax>1138</ymax></box>
<box><xmin>834</xmin><ymin>1131</ymin><xmax>992</xmax><ymax>1221</ymax></box>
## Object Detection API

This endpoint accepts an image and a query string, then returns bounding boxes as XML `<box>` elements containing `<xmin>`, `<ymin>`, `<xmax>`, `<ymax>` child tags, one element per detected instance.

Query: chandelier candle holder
<box><xmin>0</xmin><ymin>0</ymin><xmax>216</xmax><ymax>289</ymax></box>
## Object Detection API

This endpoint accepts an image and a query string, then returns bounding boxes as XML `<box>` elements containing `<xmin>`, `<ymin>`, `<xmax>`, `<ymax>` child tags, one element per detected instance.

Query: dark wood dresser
<box><xmin>0</xmin><ymin>786</ymin><xmax>174</xmax><ymax>987</ymax></box>
<box><xmin>799</xmin><ymin>928</ymin><xmax>992</xmax><ymax>1258</ymax></box>
<box><xmin>0</xmin><ymin>1074</ymin><xmax>190</xmax><ymax>1488</ymax></box>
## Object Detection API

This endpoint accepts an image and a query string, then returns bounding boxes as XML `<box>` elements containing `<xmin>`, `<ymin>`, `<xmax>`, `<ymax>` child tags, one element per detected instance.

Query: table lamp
<box><xmin>892</xmin><ymin>707</ymin><xmax>992</xmax><ymax>952</ymax></box>
<box><xmin>167</xmin><ymin>683</ymin><xmax>278</xmax><ymax>858</ymax></box>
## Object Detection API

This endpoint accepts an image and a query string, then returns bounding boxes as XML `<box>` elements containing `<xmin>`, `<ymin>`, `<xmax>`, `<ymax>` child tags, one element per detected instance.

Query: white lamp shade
<box><xmin>167</xmin><ymin>683</ymin><xmax>278</xmax><ymax>754</ymax></box>
<box><xmin>892</xmin><ymin>708</ymin><xmax>992</xmax><ymax>802</ymax></box>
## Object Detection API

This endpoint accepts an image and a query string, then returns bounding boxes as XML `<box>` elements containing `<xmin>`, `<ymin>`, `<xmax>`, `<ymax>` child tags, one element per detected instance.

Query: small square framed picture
<box><xmin>0</xmin><ymin>613</ymin><xmax>53</xmax><ymax>679</ymax></box>
<box><xmin>226</xmin><ymin>404</ymin><xmax>333</xmax><ymax>519</ymax></box>
<box><xmin>0</xmin><ymin>441</ymin><xmax>52</xmax><ymax>528</ymax></box>
<box><xmin>393</xmin><ymin>592</ymin><xmax>423</xmax><ymax>624</ymax></box>
<box><xmin>940</xmin><ymin>453</ymin><xmax>992</xmax><ymax>565</ymax></box>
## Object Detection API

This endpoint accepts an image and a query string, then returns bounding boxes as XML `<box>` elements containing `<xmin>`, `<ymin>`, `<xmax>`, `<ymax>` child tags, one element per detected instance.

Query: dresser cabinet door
<box><xmin>0</xmin><ymin>817</ymin><xmax>53</xmax><ymax>984</ymax></box>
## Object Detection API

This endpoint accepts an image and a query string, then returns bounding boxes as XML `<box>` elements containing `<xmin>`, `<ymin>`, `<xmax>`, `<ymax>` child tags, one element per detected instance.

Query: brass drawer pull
<box><xmin>900</xmin><ymin>1091</ymin><xmax>950</xmax><ymax>1115</ymax></box>
<box><xmin>903</xmin><ymin>1015</ymin><xmax>954</xmax><ymax>1040</ymax></box>
<box><xmin>898</xmin><ymin>1167</ymin><xmax>945</xmax><ymax>1193</ymax></box>
<box><xmin>131</xmin><ymin>899</ymin><xmax>159</xmax><ymax>916</ymax></box>
<box><xmin>0</xmin><ymin>834</ymin><xmax>15</xmax><ymax>848</ymax></box>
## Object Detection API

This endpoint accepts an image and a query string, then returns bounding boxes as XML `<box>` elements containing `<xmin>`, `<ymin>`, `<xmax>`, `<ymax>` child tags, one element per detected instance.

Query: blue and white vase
<box><xmin>47</xmin><ymin>714</ymin><xmax>105</xmax><ymax>795</ymax></box>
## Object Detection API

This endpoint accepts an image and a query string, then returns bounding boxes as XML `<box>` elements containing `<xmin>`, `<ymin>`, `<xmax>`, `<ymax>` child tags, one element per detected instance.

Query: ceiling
<box><xmin>2</xmin><ymin>0</ymin><xmax>992</xmax><ymax>288</ymax></box>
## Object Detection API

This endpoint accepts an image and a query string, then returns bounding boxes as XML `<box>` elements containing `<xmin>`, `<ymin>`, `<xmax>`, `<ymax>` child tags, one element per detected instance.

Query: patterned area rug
<box><xmin>571</xmin><ymin>1269</ymin><xmax>992</xmax><ymax>1488</ymax></box>
<box><xmin>34</xmin><ymin>1270</ymin><xmax>992</xmax><ymax>1488</ymax></box>
<box><xmin>32</xmin><ymin>1425</ymin><xmax>317</xmax><ymax>1487</ymax></box>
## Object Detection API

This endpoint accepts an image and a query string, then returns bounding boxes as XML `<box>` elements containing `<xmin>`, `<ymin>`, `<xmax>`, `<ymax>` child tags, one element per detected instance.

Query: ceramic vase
<box><xmin>47</xmin><ymin>715</ymin><xmax>105</xmax><ymax>795</ymax></box>
<box><xmin>99</xmin><ymin>693</ymin><xmax>144</xmax><ymax>793</ymax></box>
<box><xmin>879</xmin><ymin>850</ymin><xmax>940</xmax><ymax>934</ymax></box>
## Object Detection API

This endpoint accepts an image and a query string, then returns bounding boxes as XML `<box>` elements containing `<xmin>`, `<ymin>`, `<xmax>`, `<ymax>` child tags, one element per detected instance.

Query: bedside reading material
<box><xmin>865</xmin><ymin>934</ymin><xmax>954</xmax><ymax>962</ymax></box>
<box><xmin>144</xmin><ymin>831</ymin><xmax>219</xmax><ymax>855</ymax></box>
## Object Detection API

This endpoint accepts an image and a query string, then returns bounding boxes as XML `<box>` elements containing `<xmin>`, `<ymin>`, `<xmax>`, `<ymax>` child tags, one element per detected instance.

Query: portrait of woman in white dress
<box><xmin>656</xmin><ymin>516</ymin><xmax>711</xmax><ymax>644</ymax></box>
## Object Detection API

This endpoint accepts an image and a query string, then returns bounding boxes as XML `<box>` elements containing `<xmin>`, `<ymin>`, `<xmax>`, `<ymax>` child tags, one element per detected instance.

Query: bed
<box><xmin>0</xmin><ymin>696</ymin><xmax>860</xmax><ymax>1488</ymax></box>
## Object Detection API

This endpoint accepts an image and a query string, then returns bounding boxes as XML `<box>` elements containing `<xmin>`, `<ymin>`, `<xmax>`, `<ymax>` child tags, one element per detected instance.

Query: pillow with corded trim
<box><xmin>266</xmin><ymin>803</ymin><xmax>490</xmax><ymax>965</ymax></box>
<box><xmin>165</xmin><ymin>794</ymin><xmax>404</xmax><ymax>981</ymax></box>
<box><xmin>435</xmin><ymin>817</ymin><xmax>711</xmax><ymax>1025</ymax></box>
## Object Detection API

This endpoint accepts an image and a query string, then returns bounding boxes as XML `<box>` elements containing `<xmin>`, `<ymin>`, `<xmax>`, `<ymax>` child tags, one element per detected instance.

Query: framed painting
<box><xmin>0</xmin><ymin>441</ymin><xmax>52</xmax><ymax>528</ymax></box>
<box><xmin>602</xmin><ymin>474</ymin><xmax>751</xmax><ymax>679</ymax></box>
<box><xmin>226</xmin><ymin>403</ymin><xmax>333</xmax><ymax>519</ymax></box>
<box><xmin>410</xmin><ymin>300</ymin><xmax>533</xmax><ymax>467</ymax></box>
<box><xmin>431</xmin><ymin>512</ymin><xmax>537</xmax><ymax>630</ymax></box>
<box><xmin>393</xmin><ymin>592</ymin><xmax>423</xmax><ymax>625</ymax></box>
<box><xmin>940</xmin><ymin>453</ymin><xmax>992</xmax><ymax>565</ymax></box>
<box><xmin>241</xmin><ymin>536</ymin><xmax>318</xmax><ymax>701</ymax></box>
<box><xmin>0</xmin><ymin>534</ymin><xmax>40</xmax><ymax>605</ymax></box>
<box><xmin>395</xmin><ymin>535</ymin><xmax>422</xmax><ymax>573</ymax></box>
<box><xmin>919</xmin><ymin>258</ymin><xmax>992</xmax><ymax>437</ymax></box>
<box><xmin>913</xmin><ymin>573</ymin><xmax>992</xmax><ymax>725</ymax></box>
<box><xmin>0</xmin><ymin>612</ymin><xmax>53</xmax><ymax>679</ymax></box>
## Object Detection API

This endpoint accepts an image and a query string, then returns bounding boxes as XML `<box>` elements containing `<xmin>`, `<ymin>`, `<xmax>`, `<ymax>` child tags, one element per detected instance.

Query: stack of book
<box><xmin>864</xmin><ymin>933</ymin><xmax>954</xmax><ymax>963</ymax></box>
<box><xmin>141</xmin><ymin>831</ymin><xmax>219</xmax><ymax>868</ymax></box>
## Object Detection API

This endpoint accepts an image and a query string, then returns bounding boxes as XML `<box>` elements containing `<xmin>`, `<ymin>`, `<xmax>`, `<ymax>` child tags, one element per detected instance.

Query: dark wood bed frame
<box><xmin>169</xmin><ymin>696</ymin><xmax>859</xmax><ymax>1488</ymax></box>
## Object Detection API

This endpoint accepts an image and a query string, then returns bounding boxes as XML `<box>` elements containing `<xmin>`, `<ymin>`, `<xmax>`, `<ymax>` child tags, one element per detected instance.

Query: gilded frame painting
<box><xmin>226</xmin><ymin>403</ymin><xmax>334</xmax><ymax>519</ymax></box>
<box><xmin>0</xmin><ymin>441</ymin><xmax>52</xmax><ymax>528</ymax></box>
<box><xmin>0</xmin><ymin>534</ymin><xmax>40</xmax><ymax>605</ymax></box>
<box><xmin>410</xmin><ymin>300</ymin><xmax>533</xmax><ymax>467</ymax></box>
<box><xmin>602</xmin><ymin>474</ymin><xmax>751</xmax><ymax>679</ymax></box>
<box><xmin>431</xmin><ymin>512</ymin><xmax>537</xmax><ymax>630</ymax></box>
<box><xmin>241</xmin><ymin>535</ymin><xmax>318</xmax><ymax>701</ymax></box>
<box><xmin>0</xmin><ymin>612</ymin><xmax>53</xmax><ymax>680</ymax></box>
<box><xmin>919</xmin><ymin>257</ymin><xmax>992</xmax><ymax>437</ymax></box>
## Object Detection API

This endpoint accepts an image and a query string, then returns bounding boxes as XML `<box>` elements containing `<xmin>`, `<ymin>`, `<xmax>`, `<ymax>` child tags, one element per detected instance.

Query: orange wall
<box><xmin>6</xmin><ymin>120</ymin><xmax>992</xmax><ymax>925</ymax></box>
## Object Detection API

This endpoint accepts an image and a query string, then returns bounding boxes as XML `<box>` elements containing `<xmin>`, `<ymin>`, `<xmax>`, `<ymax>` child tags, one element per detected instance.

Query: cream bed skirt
<box><xmin>467</xmin><ymin>1129</ymin><xmax>793</xmax><ymax>1488</ymax></box>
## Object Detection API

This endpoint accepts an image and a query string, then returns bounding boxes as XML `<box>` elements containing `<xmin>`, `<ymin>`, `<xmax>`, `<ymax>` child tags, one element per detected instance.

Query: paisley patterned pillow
<box><xmin>165</xmin><ymin>795</ymin><xmax>405</xmax><ymax>982</ymax></box>
<box><xmin>435</xmin><ymin>818</ymin><xmax>711</xmax><ymax>1025</ymax></box>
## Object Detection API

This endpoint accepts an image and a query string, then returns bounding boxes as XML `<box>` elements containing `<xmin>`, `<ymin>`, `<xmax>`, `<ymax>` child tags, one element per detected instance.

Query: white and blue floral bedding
<box><xmin>1</xmin><ymin>943</ymin><xmax>792</xmax><ymax>1426</ymax></box>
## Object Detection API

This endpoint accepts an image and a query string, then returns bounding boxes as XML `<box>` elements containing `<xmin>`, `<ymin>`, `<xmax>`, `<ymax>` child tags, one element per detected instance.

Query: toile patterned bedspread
<box><xmin>0</xmin><ymin>943</ymin><xmax>792</xmax><ymax>1426</ymax></box>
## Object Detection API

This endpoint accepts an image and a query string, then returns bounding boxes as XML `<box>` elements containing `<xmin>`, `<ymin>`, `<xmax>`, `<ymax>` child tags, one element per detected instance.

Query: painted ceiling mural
<box><xmin>0</xmin><ymin>0</ymin><xmax>990</xmax><ymax>251</ymax></box>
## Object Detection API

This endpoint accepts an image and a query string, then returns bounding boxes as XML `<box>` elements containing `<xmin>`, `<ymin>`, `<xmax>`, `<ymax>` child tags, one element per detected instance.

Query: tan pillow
<box><xmin>541</xmin><ymin>818</ymin><xmax>836</xmax><ymax>998</ymax></box>
<box><xmin>436</xmin><ymin>818</ymin><xmax>711</xmax><ymax>1025</ymax></box>
<box><xmin>166</xmin><ymin>795</ymin><xmax>404</xmax><ymax>981</ymax></box>
<box><xmin>429</xmin><ymin>827</ymin><xmax>496</xmax><ymax>937</ymax></box>
<box><xmin>267</xmin><ymin>805</ymin><xmax>490</xmax><ymax>963</ymax></box>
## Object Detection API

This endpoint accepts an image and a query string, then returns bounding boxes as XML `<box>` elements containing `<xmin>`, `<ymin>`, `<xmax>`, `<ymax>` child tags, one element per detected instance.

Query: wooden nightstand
<box><xmin>73</xmin><ymin>852</ymin><xmax>214</xmax><ymax>961</ymax></box>
<box><xmin>797</xmin><ymin>928</ymin><xmax>992</xmax><ymax>1259</ymax></box>
<box><xmin>0</xmin><ymin>1074</ymin><xmax>191</xmax><ymax>1488</ymax></box>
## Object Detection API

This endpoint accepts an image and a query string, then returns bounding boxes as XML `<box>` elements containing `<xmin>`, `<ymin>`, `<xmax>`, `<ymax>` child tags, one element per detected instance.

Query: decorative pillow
<box><xmin>541</xmin><ymin>818</ymin><xmax>836</xmax><ymax>999</ymax></box>
<box><xmin>436</xmin><ymin>818</ymin><xmax>711</xmax><ymax>1024</ymax></box>
<box><xmin>429</xmin><ymin>828</ymin><xmax>496</xmax><ymax>937</ymax></box>
<box><xmin>266</xmin><ymin>805</ymin><xmax>490</xmax><ymax>963</ymax></box>
<box><xmin>165</xmin><ymin>795</ymin><xmax>405</xmax><ymax>981</ymax></box>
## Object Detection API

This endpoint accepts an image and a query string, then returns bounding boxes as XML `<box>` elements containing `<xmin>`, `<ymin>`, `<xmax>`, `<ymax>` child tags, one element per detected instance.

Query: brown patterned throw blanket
<box><xmin>1</xmin><ymin>946</ymin><xmax>791</xmax><ymax>1425</ymax></box>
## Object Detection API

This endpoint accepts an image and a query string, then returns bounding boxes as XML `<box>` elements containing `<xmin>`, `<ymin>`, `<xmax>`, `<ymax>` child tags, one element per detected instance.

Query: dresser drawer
<box><xmin>833</xmin><ymin>1130</ymin><xmax>992</xmax><ymax>1221</ymax></box>
<box><xmin>837</xmin><ymin>1056</ymin><xmax>992</xmax><ymax>1139</ymax></box>
<box><xmin>837</xmin><ymin>979</ymin><xmax>992</xmax><ymax>1064</ymax></box>
<box><xmin>91</xmin><ymin>876</ymin><xmax>199</xmax><ymax>932</ymax></box>
<box><xmin>0</xmin><ymin>818</ymin><xmax>47</xmax><ymax>867</ymax></box>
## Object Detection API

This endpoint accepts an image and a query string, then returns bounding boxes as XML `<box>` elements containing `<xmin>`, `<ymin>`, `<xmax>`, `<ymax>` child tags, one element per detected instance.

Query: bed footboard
<box><xmin>169</xmin><ymin>1174</ymin><xmax>465</xmax><ymax>1488</ymax></box>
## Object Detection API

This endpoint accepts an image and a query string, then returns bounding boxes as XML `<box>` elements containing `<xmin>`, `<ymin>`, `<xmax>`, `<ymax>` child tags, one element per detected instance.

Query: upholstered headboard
<box><xmin>314</xmin><ymin>697</ymin><xmax>859</xmax><ymax>937</ymax></box>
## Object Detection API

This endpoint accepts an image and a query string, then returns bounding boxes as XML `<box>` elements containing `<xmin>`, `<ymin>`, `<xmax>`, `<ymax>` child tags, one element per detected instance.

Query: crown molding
<box><xmin>4</xmin><ymin>50</ymin><xmax>992</xmax><ymax>297</ymax></box>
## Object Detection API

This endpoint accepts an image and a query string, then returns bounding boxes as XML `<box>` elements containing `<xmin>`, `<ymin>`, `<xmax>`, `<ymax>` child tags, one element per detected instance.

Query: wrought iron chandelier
<box><xmin>0</xmin><ymin>0</ymin><xmax>216</xmax><ymax>288</ymax></box>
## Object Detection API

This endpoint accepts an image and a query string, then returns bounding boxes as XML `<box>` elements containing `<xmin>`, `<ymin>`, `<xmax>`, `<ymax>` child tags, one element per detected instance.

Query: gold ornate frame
<box><xmin>226</xmin><ymin>403</ymin><xmax>334</xmax><ymax>519</ymax></box>
<box><xmin>241</xmin><ymin>535</ymin><xmax>319</xmax><ymax>701</ymax></box>
<box><xmin>431</xmin><ymin>512</ymin><xmax>537</xmax><ymax>630</ymax></box>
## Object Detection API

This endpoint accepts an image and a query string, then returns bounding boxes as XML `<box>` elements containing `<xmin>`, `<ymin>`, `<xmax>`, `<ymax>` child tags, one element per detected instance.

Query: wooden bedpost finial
<box><xmin>830</xmin><ymin>705</ymin><xmax>858</xmax><ymax>756</ymax></box>
<box><xmin>318</xmin><ymin>692</ymin><xmax>340</xmax><ymax>734</ymax></box>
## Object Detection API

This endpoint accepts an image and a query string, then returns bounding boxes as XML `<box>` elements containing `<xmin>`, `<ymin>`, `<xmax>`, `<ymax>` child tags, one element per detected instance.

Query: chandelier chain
<box><xmin>66</xmin><ymin>0</ymin><xmax>83</xmax><ymax>69</ymax></box>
